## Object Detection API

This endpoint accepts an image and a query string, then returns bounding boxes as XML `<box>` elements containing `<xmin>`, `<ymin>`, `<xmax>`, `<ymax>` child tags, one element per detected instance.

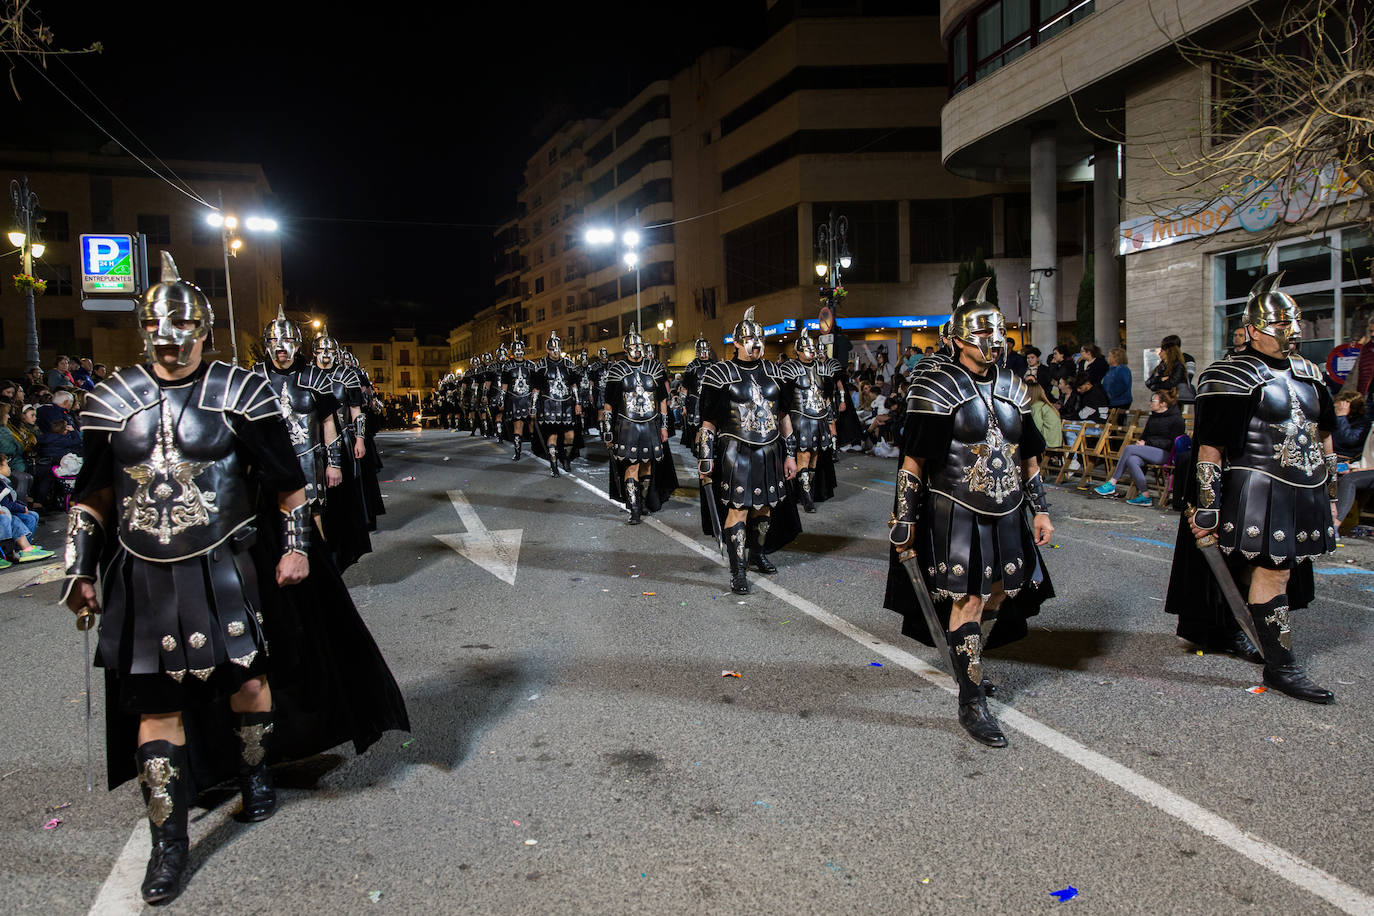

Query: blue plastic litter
<box><xmin>870</xmin><ymin>662</ymin><xmax>883</xmax><ymax>667</ymax></box>
<box><xmin>1050</xmin><ymin>886</ymin><xmax>1078</xmax><ymax>902</ymax></box>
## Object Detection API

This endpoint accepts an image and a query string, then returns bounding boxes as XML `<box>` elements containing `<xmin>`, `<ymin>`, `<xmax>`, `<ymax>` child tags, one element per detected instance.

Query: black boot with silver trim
<box><xmin>725</xmin><ymin>521</ymin><xmax>750</xmax><ymax>594</ymax></box>
<box><xmin>1250</xmin><ymin>596</ymin><xmax>1333</xmax><ymax>704</ymax></box>
<box><xmin>234</xmin><ymin>710</ymin><xmax>278</xmax><ymax>822</ymax></box>
<box><xmin>136</xmin><ymin>740</ymin><xmax>190</xmax><ymax>904</ymax></box>
<box><xmin>748</xmin><ymin>516</ymin><xmax>777</xmax><ymax>574</ymax></box>
<box><xmin>948</xmin><ymin>621</ymin><xmax>1007</xmax><ymax>747</ymax></box>
<box><xmin>625</xmin><ymin>478</ymin><xmax>642</xmax><ymax>525</ymax></box>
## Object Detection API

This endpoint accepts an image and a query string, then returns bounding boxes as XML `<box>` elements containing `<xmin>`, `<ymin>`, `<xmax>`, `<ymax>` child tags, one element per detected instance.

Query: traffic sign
<box><xmin>80</xmin><ymin>234</ymin><xmax>136</xmax><ymax>293</ymax></box>
<box><xmin>1326</xmin><ymin>343</ymin><xmax>1360</xmax><ymax>382</ymax></box>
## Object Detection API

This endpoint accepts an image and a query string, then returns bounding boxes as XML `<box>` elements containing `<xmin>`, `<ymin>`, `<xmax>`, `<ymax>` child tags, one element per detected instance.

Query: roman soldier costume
<box><xmin>477</xmin><ymin>352</ymin><xmax>499</xmax><ymax>437</ymax></box>
<box><xmin>697</xmin><ymin>307</ymin><xmax>802</xmax><ymax>594</ymax></box>
<box><xmin>501</xmin><ymin>341</ymin><xmax>535</xmax><ymax>460</ymax></box>
<box><xmin>780</xmin><ymin>327</ymin><xmax>840</xmax><ymax>512</ymax></box>
<box><xmin>679</xmin><ymin>334</ymin><xmax>717</xmax><ymax>448</ymax></box>
<box><xmin>1165</xmin><ymin>273</ymin><xmax>1336</xmax><ymax>703</ymax></box>
<box><xmin>532</xmin><ymin>332</ymin><xmax>582</xmax><ymax>477</ymax></box>
<box><xmin>315</xmin><ymin>329</ymin><xmax>373</xmax><ymax>569</ymax></box>
<box><xmin>575</xmin><ymin>347</ymin><xmax>596</xmax><ymax>434</ymax></box>
<box><xmin>61</xmin><ymin>254</ymin><xmax>408</xmax><ymax>904</ymax></box>
<box><xmin>253</xmin><ymin>308</ymin><xmax>340</xmax><ymax>512</ymax></box>
<box><xmin>603</xmin><ymin>325</ymin><xmax>677</xmax><ymax>523</ymax></box>
<box><xmin>883</xmin><ymin>281</ymin><xmax>1055</xmax><ymax>747</ymax></box>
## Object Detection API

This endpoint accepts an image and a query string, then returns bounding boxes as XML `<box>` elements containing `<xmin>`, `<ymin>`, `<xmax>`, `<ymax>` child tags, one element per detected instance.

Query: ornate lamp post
<box><xmin>9</xmin><ymin>176</ymin><xmax>46</xmax><ymax>370</ymax></box>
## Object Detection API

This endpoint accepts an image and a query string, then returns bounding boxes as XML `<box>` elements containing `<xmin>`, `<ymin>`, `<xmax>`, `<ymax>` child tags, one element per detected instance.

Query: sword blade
<box><xmin>82</xmin><ymin>623</ymin><xmax>93</xmax><ymax>793</ymax></box>
<box><xmin>1196</xmin><ymin>539</ymin><xmax>1265</xmax><ymax>658</ymax></box>
<box><xmin>702</xmin><ymin>481</ymin><xmax>726</xmax><ymax>556</ymax></box>
<box><xmin>898</xmin><ymin>550</ymin><xmax>953</xmax><ymax>674</ymax></box>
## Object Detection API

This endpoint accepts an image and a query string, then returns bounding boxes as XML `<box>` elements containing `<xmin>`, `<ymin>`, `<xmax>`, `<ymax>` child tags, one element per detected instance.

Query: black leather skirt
<box><xmin>1217</xmin><ymin>469</ymin><xmax>1336</xmax><ymax>569</ymax></box>
<box><xmin>922</xmin><ymin>492</ymin><xmax>1028</xmax><ymax>600</ymax></box>
<box><xmin>612</xmin><ymin>416</ymin><xmax>664</xmax><ymax>463</ymax></box>
<box><xmin>791</xmin><ymin>413</ymin><xmax>833</xmax><ymax>452</ymax></box>
<box><xmin>714</xmin><ymin>436</ymin><xmax>787</xmax><ymax>509</ymax></box>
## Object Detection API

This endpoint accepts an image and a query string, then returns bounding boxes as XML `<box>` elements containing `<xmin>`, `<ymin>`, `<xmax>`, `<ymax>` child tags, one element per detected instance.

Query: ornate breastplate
<box><xmin>929</xmin><ymin>383</ymin><xmax>1025</xmax><ymax>515</ymax></box>
<box><xmin>509</xmin><ymin>362</ymin><xmax>531</xmax><ymax>396</ymax></box>
<box><xmin>110</xmin><ymin>382</ymin><xmax>255</xmax><ymax>561</ymax></box>
<box><xmin>1230</xmin><ymin>369</ymin><xmax>1327</xmax><ymax>486</ymax></box>
<box><xmin>797</xmin><ymin>362</ymin><xmax>828</xmax><ymax>417</ymax></box>
<box><xmin>545</xmin><ymin>363</ymin><xmax>572</xmax><ymax>400</ymax></box>
<box><xmin>724</xmin><ymin>365</ymin><xmax>781</xmax><ymax>445</ymax></box>
<box><xmin>623</xmin><ymin>367</ymin><xmax>657</xmax><ymax>421</ymax></box>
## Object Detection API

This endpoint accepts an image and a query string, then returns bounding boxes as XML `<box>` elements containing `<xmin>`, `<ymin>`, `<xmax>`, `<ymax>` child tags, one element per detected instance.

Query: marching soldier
<box><xmin>501</xmin><ymin>341</ymin><xmax>535</xmax><ymax>460</ymax></box>
<box><xmin>254</xmin><ymin>308</ymin><xmax>343</xmax><ymax>524</ymax></box>
<box><xmin>780</xmin><ymin>327</ymin><xmax>841</xmax><ymax>513</ymax></box>
<box><xmin>696</xmin><ymin>307</ymin><xmax>801</xmax><ymax>594</ymax></box>
<box><xmin>62</xmin><ymin>255</ymin><xmax>407</xmax><ymax>903</ymax></box>
<box><xmin>883</xmin><ymin>281</ymin><xmax>1055</xmax><ymax>747</ymax></box>
<box><xmin>679</xmin><ymin>333</ymin><xmax>717</xmax><ymax>449</ymax></box>
<box><xmin>314</xmin><ymin>329</ymin><xmax>373</xmax><ymax>568</ymax></box>
<box><xmin>602</xmin><ymin>325</ymin><xmax>676</xmax><ymax>523</ymax></box>
<box><xmin>1165</xmin><ymin>273</ymin><xmax>1336</xmax><ymax>703</ymax></box>
<box><xmin>532</xmin><ymin>332</ymin><xmax>582</xmax><ymax>477</ymax></box>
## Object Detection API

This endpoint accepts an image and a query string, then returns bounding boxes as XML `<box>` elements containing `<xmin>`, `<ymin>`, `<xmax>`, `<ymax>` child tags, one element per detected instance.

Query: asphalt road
<box><xmin>2</xmin><ymin>428</ymin><xmax>1372</xmax><ymax>914</ymax></box>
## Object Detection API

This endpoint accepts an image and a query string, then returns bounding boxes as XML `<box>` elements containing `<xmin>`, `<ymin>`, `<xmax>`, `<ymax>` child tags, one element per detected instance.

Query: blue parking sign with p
<box><xmin>80</xmin><ymin>234</ymin><xmax>136</xmax><ymax>293</ymax></box>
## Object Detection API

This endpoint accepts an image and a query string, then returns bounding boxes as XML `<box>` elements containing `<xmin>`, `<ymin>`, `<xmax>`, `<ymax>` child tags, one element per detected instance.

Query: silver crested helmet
<box><xmin>578</xmin><ymin>347</ymin><xmax>589</xmax><ymax>365</ymax></box>
<box><xmin>264</xmin><ymin>305</ymin><xmax>303</xmax><ymax>366</ymax></box>
<box><xmin>1243</xmin><ymin>272</ymin><xmax>1302</xmax><ymax>353</ymax></box>
<box><xmin>512</xmin><ymin>339</ymin><xmax>526</xmax><ymax>358</ymax></box>
<box><xmin>546</xmin><ymin>332</ymin><xmax>561</xmax><ymax>356</ymax></box>
<box><xmin>950</xmin><ymin>277</ymin><xmax>1005</xmax><ymax>365</ymax></box>
<box><xmin>622</xmin><ymin>323</ymin><xmax>645</xmax><ymax>361</ymax></box>
<box><xmin>694</xmin><ymin>334</ymin><xmax>713</xmax><ymax>360</ymax></box>
<box><xmin>795</xmin><ymin>326</ymin><xmax>816</xmax><ymax>359</ymax></box>
<box><xmin>314</xmin><ymin>326</ymin><xmax>340</xmax><ymax>368</ymax></box>
<box><xmin>597</xmin><ymin>347</ymin><xmax>609</xmax><ymax>361</ymax></box>
<box><xmin>138</xmin><ymin>251</ymin><xmax>214</xmax><ymax>366</ymax></box>
<box><xmin>732</xmin><ymin>306</ymin><xmax>765</xmax><ymax>357</ymax></box>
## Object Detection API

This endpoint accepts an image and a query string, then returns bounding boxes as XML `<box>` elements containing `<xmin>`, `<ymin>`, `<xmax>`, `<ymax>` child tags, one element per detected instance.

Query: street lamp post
<box><xmin>814</xmin><ymin>209</ymin><xmax>852</xmax><ymax>311</ymax></box>
<box><xmin>205</xmin><ymin>196</ymin><xmax>278</xmax><ymax>365</ymax></box>
<box><xmin>586</xmin><ymin>216</ymin><xmax>643</xmax><ymax>335</ymax></box>
<box><xmin>9</xmin><ymin>176</ymin><xmax>46</xmax><ymax>371</ymax></box>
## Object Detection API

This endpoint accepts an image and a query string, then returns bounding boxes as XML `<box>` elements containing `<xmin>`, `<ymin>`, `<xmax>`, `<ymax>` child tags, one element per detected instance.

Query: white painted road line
<box><xmin>565</xmin><ymin>468</ymin><xmax>1374</xmax><ymax>915</ymax></box>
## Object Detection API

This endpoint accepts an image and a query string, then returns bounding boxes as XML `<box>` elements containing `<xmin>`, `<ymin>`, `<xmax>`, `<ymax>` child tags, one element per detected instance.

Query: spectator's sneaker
<box><xmin>0</xmin><ymin>557</ymin><xmax>10</xmax><ymax>569</ymax></box>
<box><xmin>1093</xmin><ymin>482</ymin><xmax>1117</xmax><ymax>496</ymax></box>
<box><xmin>15</xmin><ymin>546</ymin><xmax>54</xmax><ymax>563</ymax></box>
<box><xmin>1126</xmin><ymin>494</ymin><xmax>1154</xmax><ymax>506</ymax></box>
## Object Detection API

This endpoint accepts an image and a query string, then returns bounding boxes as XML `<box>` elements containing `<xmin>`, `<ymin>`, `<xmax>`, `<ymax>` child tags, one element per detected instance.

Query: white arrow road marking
<box><xmin>434</xmin><ymin>490</ymin><xmax>522</xmax><ymax>586</ymax></box>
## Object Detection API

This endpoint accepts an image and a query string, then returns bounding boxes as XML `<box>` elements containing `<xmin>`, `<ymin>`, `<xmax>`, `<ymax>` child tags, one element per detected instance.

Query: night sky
<box><xmin>12</xmin><ymin>1</ymin><xmax>766</xmax><ymax>338</ymax></box>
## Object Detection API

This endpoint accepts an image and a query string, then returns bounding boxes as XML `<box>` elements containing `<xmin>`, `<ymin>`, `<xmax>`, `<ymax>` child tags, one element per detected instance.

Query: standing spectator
<box><xmin>923</xmin><ymin>345</ymin><xmax>935</xmax><ymax>357</ymax></box>
<box><xmin>1229</xmin><ymin>324</ymin><xmax>1248</xmax><ymax>354</ymax></box>
<box><xmin>1160</xmin><ymin>334</ymin><xmax>1196</xmax><ymax>386</ymax></box>
<box><xmin>1093</xmin><ymin>390</ymin><xmax>1186</xmax><ymax>504</ymax></box>
<box><xmin>1333</xmin><ymin>392</ymin><xmax>1371</xmax><ymax>460</ymax></box>
<box><xmin>901</xmin><ymin>345</ymin><xmax>921</xmax><ymax>374</ymax></box>
<box><xmin>1027</xmin><ymin>379</ymin><xmax>1063</xmax><ymax>451</ymax></box>
<box><xmin>1024</xmin><ymin>347</ymin><xmax>1054</xmax><ymax>398</ymax></box>
<box><xmin>1003</xmin><ymin>336</ymin><xmax>1028</xmax><ymax>376</ymax></box>
<box><xmin>1146</xmin><ymin>338</ymin><xmax>1188</xmax><ymax>396</ymax></box>
<box><xmin>1071</xmin><ymin>373</ymin><xmax>1110</xmax><ymax>421</ymax></box>
<box><xmin>1047</xmin><ymin>344</ymin><xmax>1076</xmax><ymax>387</ymax></box>
<box><xmin>1103</xmin><ymin>347</ymin><xmax>1133</xmax><ymax>409</ymax></box>
<box><xmin>46</xmin><ymin>355</ymin><xmax>76</xmax><ymax>391</ymax></box>
<box><xmin>1079</xmin><ymin>344</ymin><xmax>1108</xmax><ymax>385</ymax></box>
<box><xmin>1344</xmin><ymin>315</ymin><xmax>1374</xmax><ymax>399</ymax></box>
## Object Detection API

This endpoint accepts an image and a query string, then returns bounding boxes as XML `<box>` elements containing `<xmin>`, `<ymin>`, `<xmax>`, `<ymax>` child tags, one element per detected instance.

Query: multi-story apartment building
<box><xmin>0</xmin><ymin>147</ymin><xmax>283</xmax><ymax>375</ymax></box>
<box><xmin>938</xmin><ymin>0</ymin><xmax>1370</xmax><ymax>399</ymax></box>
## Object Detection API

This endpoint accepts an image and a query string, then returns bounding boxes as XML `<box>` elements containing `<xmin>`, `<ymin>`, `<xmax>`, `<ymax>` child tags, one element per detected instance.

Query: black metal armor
<box><xmin>79</xmin><ymin>362</ymin><xmax>281</xmax><ymax>678</ymax></box>
<box><xmin>700</xmin><ymin>358</ymin><xmax>793</xmax><ymax>509</ymax></box>
<box><xmin>536</xmin><ymin>355</ymin><xmax>580</xmax><ymax>426</ymax></box>
<box><xmin>502</xmin><ymin>358</ymin><xmax>535</xmax><ymax>420</ymax></box>
<box><xmin>681</xmin><ymin>357</ymin><xmax>715</xmax><ymax>428</ymax></box>
<box><xmin>1195</xmin><ymin>352</ymin><xmax>1336</xmax><ymax>564</ymax></box>
<box><xmin>781</xmin><ymin>356</ymin><xmax>840</xmax><ymax>451</ymax></box>
<box><xmin>907</xmin><ymin>363</ymin><xmax>1029</xmax><ymax>517</ymax></box>
<box><xmin>605</xmin><ymin>358</ymin><xmax>666</xmax><ymax>462</ymax></box>
<box><xmin>253</xmin><ymin>361</ymin><xmax>336</xmax><ymax>507</ymax></box>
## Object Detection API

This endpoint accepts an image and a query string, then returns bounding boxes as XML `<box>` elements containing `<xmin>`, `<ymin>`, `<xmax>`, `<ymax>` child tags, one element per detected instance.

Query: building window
<box><xmin>42</xmin><ymin>210</ymin><xmax>70</xmax><ymax>242</ymax></box>
<box><xmin>536</xmin><ymin>307</ymin><xmax>546</xmax><ymax>322</ymax></box>
<box><xmin>193</xmin><ymin>268</ymin><xmax>227</xmax><ymax>297</ymax></box>
<box><xmin>399</xmin><ymin>349</ymin><xmax>412</xmax><ymax>366</ymax></box>
<box><xmin>137</xmin><ymin>214</ymin><xmax>172</xmax><ymax>244</ymax></box>
<box><xmin>42</xmin><ymin>263</ymin><xmax>74</xmax><ymax>296</ymax></box>
<box><xmin>949</xmin><ymin>0</ymin><xmax>1095</xmax><ymax>94</ymax></box>
<box><xmin>400</xmin><ymin>371</ymin><xmax>411</xmax><ymax>388</ymax></box>
<box><xmin>1213</xmin><ymin>227</ymin><xmax>1372</xmax><ymax>363</ymax></box>
<box><xmin>535</xmin><ymin>277</ymin><xmax>545</xmax><ymax>294</ymax></box>
<box><xmin>372</xmin><ymin>345</ymin><xmax>383</xmax><ymax>360</ymax></box>
<box><xmin>724</xmin><ymin>207</ymin><xmax>799</xmax><ymax>302</ymax></box>
<box><xmin>814</xmin><ymin>202</ymin><xmax>900</xmax><ymax>283</ymax></box>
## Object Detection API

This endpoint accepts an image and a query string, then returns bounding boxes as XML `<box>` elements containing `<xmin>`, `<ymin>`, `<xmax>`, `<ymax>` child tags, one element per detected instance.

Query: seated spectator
<box><xmin>1094</xmin><ymin>390</ymin><xmax>1186</xmax><ymax>504</ymax></box>
<box><xmin>1024</xmin><ymin>347</ymin><xmax>1053</xmax><ymax>398</ymax></box>
<box><xmin>1071</xmin><ymin>373</ymin><xmax>1110</xmax><ymax>422</ymax></box>
<box><xmin>1147</xmin><ymin>339</ymin><xmax>1188</xmax><ymax>395</ymax></box>
<box><xmin>46</xmin><ymin>355</ymin><xmax>77</xmax><ymax>391</ymax></box>
<box><xmin>37</xmin><ymin>417</ymin><xmax>81</xmax><ymax>467</ymax></box>
<box><xmin>37</xmin><ymin>389</ymin><xmax>78</xmax><ymax>433</ymax></box>
<box><xmin>1333</xmin><ymin>393</ymin><xmax>1370</xmax><ymax>460</ymax></box>
<box><xmin>0</xmin><ymin>454</ymin><xmax>52</xmax><ymax>566</ymax></box>
<box><xmin>9</xmin><ymin>403</ymin><xmax>38</xmax><ymax>462</ymax></box>
<box><xmin>1103</xmin><ymin>347</ymin><xmax>1133</xmax><ymax>409</ymax></box>
<box><xmin>1027</xmin><ymin>380</ymin><xmax>1063</xmax><ymax>451</ymax></box>
<box><xmin>0</xmin><ymin>404</ymin><xmax>32</xmax><ymax>506</ymax></box>
<box><xmin>1056</xmin><ymin>377</ymin><xmax>1081</xmax><ymax>420</ymax></box>
<box><xmin>71</xmin><ymin>357</ymin><xmax>96</xmax><ymax>391</ymax></box>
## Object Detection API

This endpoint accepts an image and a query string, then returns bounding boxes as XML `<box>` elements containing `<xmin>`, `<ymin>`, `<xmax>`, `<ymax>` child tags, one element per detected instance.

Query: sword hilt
<box><xmin>75</xmin><ymin>610</ymin><xmax>95</xmax><ymax>632</ymax></box>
